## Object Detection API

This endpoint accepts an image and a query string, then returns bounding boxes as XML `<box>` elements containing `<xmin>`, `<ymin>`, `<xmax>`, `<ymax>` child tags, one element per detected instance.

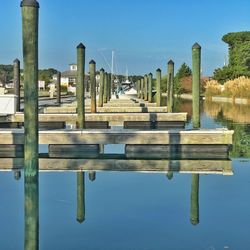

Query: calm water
<box><xmin>0</xmin><ymin>99</ymin><xmax>250</xmax><ymax>250</ymax></box>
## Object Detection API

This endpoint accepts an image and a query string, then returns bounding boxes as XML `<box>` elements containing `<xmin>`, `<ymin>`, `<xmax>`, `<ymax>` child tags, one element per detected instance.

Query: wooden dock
<box><xmin>0</xmin><ymin>128</ymin><xmax>233</xmax><ymax>145</ymax></box>
<box><xmin>2</xmin><ymin>112</ymin><xmax>187</xmax><ymax>126</ymax></box>
<box><xmin>0</xmin><ymin>157</ymin><xmax>233</xmax><ymax>175</ymax></box>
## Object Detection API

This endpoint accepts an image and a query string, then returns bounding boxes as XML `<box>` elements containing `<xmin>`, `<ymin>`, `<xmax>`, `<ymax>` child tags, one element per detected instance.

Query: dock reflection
<box><xmin>3</xmin><ymin>154</ymin><xmax>233</xmax><ymax>249</ymax></box>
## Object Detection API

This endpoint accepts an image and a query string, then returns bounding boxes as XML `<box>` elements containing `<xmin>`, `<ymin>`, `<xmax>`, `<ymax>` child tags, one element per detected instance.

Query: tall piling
<box><xmin>13</xmin><ymin>59</ymin><xmax>21</xmax><ymax>112</ymax></box>
<box><xmin>104</xmin><ymin>72</ymin><xmax>108</xmax><ymax>103</ymax></box>
<box><xmin>192</xmin><ymin>43</ymin><xmax>201</xmax><ymax>128</ymax></box>
<box><xmin>98</xmin><ymin>68</ymin><xmax>105</xmax><ymax>107</ymax></box>
<box><xmin>167</xmin><ymin>60</ymin><xmax>174</xmax><ymax>112</ymax></box>
<box><xmin>111</xmin><ymin>74</ymin><xmax>114</xmax><ymax>96</ymax></box>
<box><xmin>190</xmin><ymin>174</ymin><xmax>199</xmax><ymax>225</ymax></box>
<box><xmin>77</xmin><ymin>43</ymin><xmax>86</xmax><ymax>129</ymax></box>
<box><xmin>156</xmin><ymin>68</ymin><xmax>162</xmax><ymax>106</ymax></box>
<box><xmin>141</xmin><ymin>78</ymin><xmax>144</xmax><ymax>100</ymax></box>
<box><xmin>77</xmin><ymin>171</ymin><xmax>85</xmax><ymax>223</ymax></box>
<box><xmin>89</xmin><ymin>60</ymin><xmax>97</xmax><ymax>113</ymax></box>
<box><xmin>108</xmin><ymin>73</ymin><xmax>111</xmax><ymax>101</ymax></box>
<box><xmin>137</xmin><ymin>79</ymin><xmax>140</xmax><ymax>98</ymax></box>
<box><xmin>144</xmin><ymin>75</ymin><xmax>148</xmax><ymax>101</ymax></box>
<box><xmin>21</xmin><ymin>0</ymin><xmax>39</xmax><ymax>178</ymax></box>
<box><xmin>148</xmin><ymin>73</ymin><xmax>153</xmax><ymax>103</ymax></box>
<box><xmin>56</xmin><ymin>71</ymin><xmax>61</xmax><ymax>105</ymax></box>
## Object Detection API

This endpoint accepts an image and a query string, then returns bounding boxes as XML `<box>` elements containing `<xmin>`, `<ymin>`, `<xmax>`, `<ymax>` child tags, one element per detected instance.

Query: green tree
<box><xmin>38</xmin><ymin>68</ymin><xmax>57</xmax><ymax>84</ymax></box>
<box><xmin>174</xmin><ymin>63</ymin><xmax>192</xmax><ymax>94</ymax></box>
<box><xmin>213</xmin><ymin>31</ymin><xmax>250</xmax><ymax>83</ymax></box>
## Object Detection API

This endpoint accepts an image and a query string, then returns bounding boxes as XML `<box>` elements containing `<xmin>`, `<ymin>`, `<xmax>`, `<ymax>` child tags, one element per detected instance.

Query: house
<box><xmin>53</xmin><ymin>64</ymin><xmax>100</xmax><ymax>91</ymax></box>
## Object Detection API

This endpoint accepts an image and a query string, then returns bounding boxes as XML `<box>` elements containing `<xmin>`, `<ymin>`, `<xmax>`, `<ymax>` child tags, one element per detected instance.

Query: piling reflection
<box><xmin>76</xmin><ymin>172</ymin><xmax>85</xmax><ymax>223</ymax></box>
<box><xmin>24</xmin><ymin>176</ymin><xmax>39</xmax><ymax>250</ymax></box>
<box><xmin>190</xmin><ymin>174</ymin><xmax>199</xmax><ymax>225</ymax></box>
<box><xmin>89</xmin><ymin>171</ymin><xmax>96</xmax><ymax>182</ymax></box>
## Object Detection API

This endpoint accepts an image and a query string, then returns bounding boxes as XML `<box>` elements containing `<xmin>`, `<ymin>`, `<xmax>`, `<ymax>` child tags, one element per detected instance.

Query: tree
<box><xmin>174</xmin><ymin>63</ymin><xmax>192</xmax><ymax>94</ymax></box>
<box><xmin>213</xmin><ymin>31</ymin><xmax>250</xmax><ymax>83</ymax></box>
<box><xmin>38</xmin><ymin>68</ymin><xmax>57</xmax><ymax>84</ymax></box>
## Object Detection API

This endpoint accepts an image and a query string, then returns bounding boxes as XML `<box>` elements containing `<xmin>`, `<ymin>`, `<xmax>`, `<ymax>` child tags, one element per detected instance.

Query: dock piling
<box><xmin>77</xmin><ymin>43</ymin><xmax>86</xmax><ymax>129</ymax></box>
<box><xmin>89</xmin><ymin>60</ymin><xmax>97</xmax><ymax>113</ymax></box>
<box><xmin>144</xmin><ymin>75</ymin><xmax>148</xmax><ymax>101</ymax></box>
<box><xmin>98</xmin><ymin>68</ymin><xmax>105</xmax><ymax>107</ymax></box>
<box><xmin>56</xmin><ymin>71</ymin><xmax>61</xmax><ymax>105</ymax></box>
<box><xmin>192</xmin><ymin>43</ymin><xmax>201</xmax><ymax>128</ymax></box>
<box><xmin>167</xmin><ymin>60</ymin><xmax>174</xmax><ymax>112</ymax></box>
<box><xmin>148</xmin><ymin>73</ymin><xmax>153</xmax><ymax>103</ymax></box>
<box><xmin>21</xmin><ymin>0</ymin><xmax>39</xmax><ymax>178</ymax></box>
<box><xmin>13</xmin><ymin>59</ymin><xmax>21</xmax><ymax>112</ymax></box>
<box><xmin>156</xmin><ymin>68</ymin><xmax>162</xmax><ymax>106</ymax></box>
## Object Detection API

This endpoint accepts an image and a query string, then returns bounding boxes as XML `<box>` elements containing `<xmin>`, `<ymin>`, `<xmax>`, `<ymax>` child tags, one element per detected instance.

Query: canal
<box><xmin>0</xmin><ymin>99</ymin><xmax>249</xmax><ymax>250</ymax></box>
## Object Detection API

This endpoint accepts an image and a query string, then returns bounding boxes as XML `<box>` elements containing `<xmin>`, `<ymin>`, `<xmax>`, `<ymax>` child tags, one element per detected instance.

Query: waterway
<box><xmin>0</xmin><ymin>99</ymin><xmax>249</xmax><ymax>250</ymax></box>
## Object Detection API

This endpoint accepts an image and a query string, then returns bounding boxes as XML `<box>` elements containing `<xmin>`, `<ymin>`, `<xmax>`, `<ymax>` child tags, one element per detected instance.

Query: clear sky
<box><xmin>0</xmin><ymin>0</ymin><xmax>249</xmax><ymax>76</ymax></box>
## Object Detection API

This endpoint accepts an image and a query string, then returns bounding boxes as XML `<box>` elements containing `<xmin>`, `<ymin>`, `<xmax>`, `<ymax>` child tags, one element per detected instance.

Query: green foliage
<box><xmin>39</xmin><ymin>68</ymin><xmax>57</xmax><ymax>84</ymax></box>
<box><xmin>161</xmin><ymin>75</ymin><xmax>168</xmax><ymax>92</ymax></box>
<box><xmin>214</xmin><ymin>32</ymin><xmax>250</xmax><ymax>83</ymax></box>
<box><xmin>174</xmin><ymin>63</ymin><xmax>192</xmax><ymax>94</ymax></box>
<box><xmin>213</xmin><ymin>65</ymin><xmax>250</xmax><ymax>84</ymax></box>
<box><xmin>0</xmin><ymin>64</ymin><xmax>14</xmax><ymax>83</ymax></box>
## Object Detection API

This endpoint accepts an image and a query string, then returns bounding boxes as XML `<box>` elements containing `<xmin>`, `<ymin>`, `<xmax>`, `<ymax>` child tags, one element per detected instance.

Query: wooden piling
<box><xmin>56</xmin><ymin>71</ymin><xmax>61</xmax><ymax>105</ymax></box>
<box><xmin>137</xmin><ymin>79</ymin><xmax>141</xmax><ymax>98</ymax></box>
<box><xmin>77</xmin><ymin>43</ymin><xmax>86</xmax><ymax>128</ymax></box>
<box><xmin>192</xmin><ymin>43</ymin><xmax>201</xmax><ymax>128</ymax></box>
<box><xmin>156</xmin><ymin>68</ymin><xmax>162</xmax><ymax>106</ymax></box>
<box><xmin>190</xmin><ymin>174</ymin><xmax>199</xmax><ymax>225</ymax></box>
<box><xmin>144</xmin><ymin>75</ymin><xmax>148</xmax><ymax>101</ymax></box>
<box><xmin>98</xmin><ymin>68</ymin><xmax>104</xmax><ymax>107</ymax></box>
<box><xmin>148</xmin><ymin>73</ymin><xmax>153</xmax><ymax>103</ymax></box>
<box><xmin>167</xmin><ymin>60</ymin><xmax>174</xmax><ymax>112</ymax></box>
<box><xmin>77</xmin><ymin>171</ymin><xmax>85</xmax><ymax>223</ymax></box>
<box><xmin>141</xmin><ymin>78</ymin><xmax>144</xmax><ymax>99</ymax></box>
<box><xmin>13</xmin><ymin>59</ymin><xmax>21</xmax><ymax>112</ymax></box>
<box><xmin>89</xmin><ymin>60</ymin><xmax>97</xmax><ymax>113</ymax></box>
<box><xmin>21</xmin><ymin>0</ymin><xmax>39</xmax><ymax>178</ymax></box>
<box><xmin>104</xmin><ymin>72</ymin><xmax>108</xmax><ymax>103</ymax></box>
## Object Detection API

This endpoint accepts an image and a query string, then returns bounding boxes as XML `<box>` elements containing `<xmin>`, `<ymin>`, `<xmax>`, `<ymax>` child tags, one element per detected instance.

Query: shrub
<box><xmin>223</xmin><ymin>76</ymin><xmax>250</xmax><ymax>98</ymax></box>
<box><xmin>204</xmin><ymin>80</ymin><xmax>222</xmax><ymax>97</ymax></box>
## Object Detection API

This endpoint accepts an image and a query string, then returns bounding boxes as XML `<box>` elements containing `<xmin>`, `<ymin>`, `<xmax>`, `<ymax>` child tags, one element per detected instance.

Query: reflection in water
<box><xmin>77</xmin><ymin>172</ymin><xmax>85</xmax><ymax>223</ymax></box>
<box><xmin>25</xmin><ymin>176</ymin><xmax>39</xmax><ymax>250</ymax></box>
<box><xmin>190</xmin><ymin>174</ymin><xmax>199</xmax><ymax>225</ymax></box>
<box><xmin>14</xmin><ymin>170</ymin><xmax>21</xmax><ymax>180</ymax></box>
<box><xmin>204</xmin><ymin>100</ymin><xmax>250</xmax><ymax>158</ymax></box>
<box><xmin>89</xmin><ymin>171</ymin><xmax>96</xmax><ymax>182</ymax></box>
<box><xmin>166</xmin><ymin>172</ymin><xmax>173</xmax><ymax>180</ymax></box>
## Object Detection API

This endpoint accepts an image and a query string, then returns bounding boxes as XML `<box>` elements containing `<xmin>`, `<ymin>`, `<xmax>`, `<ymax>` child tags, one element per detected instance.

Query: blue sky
<box><xmin>0</xmin><ymin>0</ymin><xmax>249</xmax><ymax>76</ymax></box>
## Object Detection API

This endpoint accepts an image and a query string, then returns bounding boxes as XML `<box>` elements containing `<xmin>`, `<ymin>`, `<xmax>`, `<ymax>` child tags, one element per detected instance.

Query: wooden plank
<box><xmin>0</xmin><ymin>129</ymin><xmax>234</xmax><ymax>145</ymax></box>
<box><xmin>7</xmin><ymin>112</ymin><xmax>188</xmax><ymax>123</ymax></box>
<box><xmin>124</xmin><ymin>121</ymin><xmax>185</xmax><ymax>129</ymax></box>
<box><xmin>125</xmin><ymin>144</ymin><xmax>230</xmax><ymax>159</ymax></box>
<box><xmin>0</xmin><ymin>157</ymin><xmax>233</xmax><ymax>175</ymax></box>
<box><xmin>44</xmin><ymin>106</ymin><xmax>168</xmax><ymax>113</ymax></box>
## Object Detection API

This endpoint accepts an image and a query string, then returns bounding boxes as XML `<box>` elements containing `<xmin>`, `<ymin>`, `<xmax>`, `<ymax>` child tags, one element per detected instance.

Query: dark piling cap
<box><xmin>190</xmin><ymin>218</ymin><xmax>199</xmax><ymax>226</ymax></box>
<box><xmin>14</xmin><ymin>58</ymin><xmax>20</xmax><ymax>64</ymax></box>
<box><xmin>89</xmin><ymin>60</ymin><xmax>96</xmax><ymax>64</ymax></box>
<box><xmin>148</xmin><ymin>72</ymin><xmax>153</xmax><ymax>76</ymax></box>
<box><xmin>100</xmin><ymin>68</ymin><xmax>105</xmax><ymax>72</ymax></box>
<box><xmin>14</xmin><ymin>171</ymin><xmax>21</xmax><ymax>181</ymax></box>
<box><xmin>192</xmin><ymin>43</ymin><xmax>201</xmax><ymax>49</ymax></box>
<box><xmin>77</xmin><ymin>43</ymin><xmax>85</xmax><ymax>49</ymax></box>
<box><xmin>156</xmin><ymin>68</ymin><xmax>161</xmax><ymax>72</ymax></box>
<box><xmin>20</xmin><ymin>0</ymin><xmax>39</xmax><ymax>8</ymax></box>
<box><xmin>168</xmin><ymin>59</ymin><xmax>174</xmax><ymax>65</ymax></box>
<box><xmin>76</xmin><ymin>217</ymin><xmax>85</xmax><ymax>224</ymax></box>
